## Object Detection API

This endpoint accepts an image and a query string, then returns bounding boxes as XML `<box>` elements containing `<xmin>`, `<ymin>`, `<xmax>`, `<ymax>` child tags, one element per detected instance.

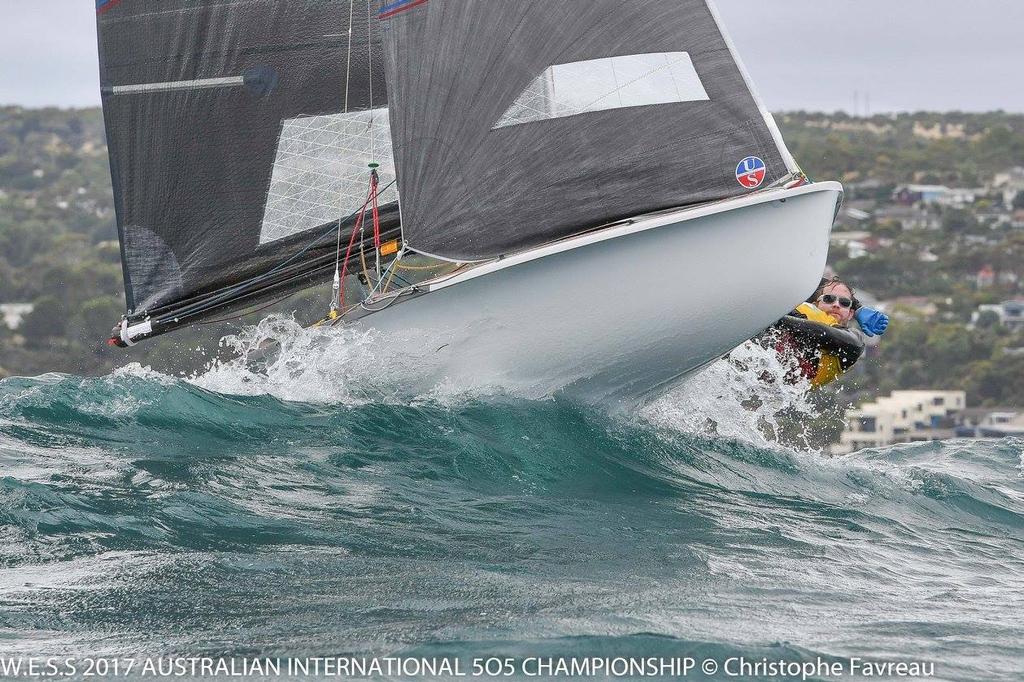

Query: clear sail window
<box><xmin>494</xmin><ymin>52</ymin><xmax>709</xmax><ymax>129</ymax></box>
<box><xmin>260</xmin><ymin>108</ymin><xmax>397</xmax><ymax>245</ymax></box>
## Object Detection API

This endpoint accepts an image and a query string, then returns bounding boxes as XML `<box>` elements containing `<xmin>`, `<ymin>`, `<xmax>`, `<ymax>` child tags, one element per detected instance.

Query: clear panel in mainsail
<box><xmin>379</xmin><ymin>0</ymin><xmax>800</xmax><ymax>261</ymax></box>
<box><xmin>97</xmin><ymin>0</ymin><xmax>393</xmax><ymax>333</ymax></box>
<box><xmin>494</xmin><ymin>52</ymin><xmax>710</xmax><ymax>129</ymax></box>
<box><xmin>261</xmin><ymin>108</ymin><xmax>398</xmax><ymax>245</ymax></box>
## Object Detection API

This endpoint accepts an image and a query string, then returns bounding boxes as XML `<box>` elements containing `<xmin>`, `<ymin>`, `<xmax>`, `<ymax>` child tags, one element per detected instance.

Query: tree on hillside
<box><xmin>19</xmin><ymin>295</ymin><xmax>67</xmax><ymax>346</ymax></box>
<box><xmin>974</xmin><ymin>310</ymin><xmax>1000</xmax><ymax>329</ymax></box>
<box><xmin>942</xmin><ymin>207</ymin><xmax>977</xmax><ymax>233</ymax></box>
<box><xmin>76</xmin><ymin>296</ymin><xmax>123</xmax><ymax>351</ymax></box>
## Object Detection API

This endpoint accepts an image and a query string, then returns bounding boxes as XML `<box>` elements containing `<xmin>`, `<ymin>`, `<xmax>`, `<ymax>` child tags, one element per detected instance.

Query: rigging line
<box><xmin>395</xmin><ymin>261</ymin><xmax>449</xmax><ymax>271</ymax></box>
<box><xmin>195</xmin><ymin>289</ymin><xmax>302</xmax><ymax>326</ymax></box>
<box><xmin>337</xmin><ymin>180</ymin><xmax>377</xmax><ymax>311</ymax></box>
<box><xmin>332</xmin><ymin>168</ymin><xmax>366</xmax><ymax>311</ymax></box>
<box><xmin>358</xmin><ymin>244</ymin><xmax>401</xmax><ymax>302</ymax></box>
<box><xmin>140</xmin><ymin>184</ymin><xmax>399</xmax><ymax>329</ymax></box>
<box><xmin>333</xmin><ymin>0</ymin><xmax>358</xmax><ymax>309</ymax></box>
<box><xmin>344</xmin><ymin>0</ymin><xmax>354</xmax><ymax>113</ymax></box>
<box><xmin>385</xmin><ymin>270</ymin><xmax>414</xmax><ymax>288</ymax></box>
<box><xmin>367</xmin><ymin>0</ymin><xmax>373</xmax><ymax>110</ymax></box>
<box><xmin>366</xmin><ymin>0</ymin><xmax>376</xmax><ymax>165</ymax></box>
<box><xmin>359</xmin><ymin>287</ymin><xmax>416</xmax><ymax>314</ymax></box>
<box><xmin>152</xmin><ymin>181</ymin><xmax>396</xmax><ymax>324</ymax></box>
<box><xmin>324</xmin><ymin>296</ymin><xmax>367</xmax><ymax>326</ymax></box>
<box><xmin>365</xmin><ymin>1</ymin><xmax>382</xmax><ymax>277</ymax></box>
<box><xmin>380</xmin><ymin>254</ymin><xmax>399</xmax><ymax>294</ymax></box>
<box><xmin>359</xmin><ymin>226</ymin><xmax>375</xmax><ymax>287</ymax></box>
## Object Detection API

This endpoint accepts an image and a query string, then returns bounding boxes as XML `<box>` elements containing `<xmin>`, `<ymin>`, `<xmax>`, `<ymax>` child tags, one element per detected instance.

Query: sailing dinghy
<box><xmin>97</xmin><ymin>0</ymin><xmax>842</xmax><ymax>405</ymax></box>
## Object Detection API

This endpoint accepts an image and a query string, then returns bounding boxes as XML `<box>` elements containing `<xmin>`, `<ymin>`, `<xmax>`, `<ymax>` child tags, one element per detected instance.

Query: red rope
<box><xmin>336</xmin><ymin>180</ymin><xmax>375</xmax><ymax>312</ymax></box>
<box><xmin>370</xmin><ymin>169</ymin><xmax>381</xmax><ymax>250</ymax></box>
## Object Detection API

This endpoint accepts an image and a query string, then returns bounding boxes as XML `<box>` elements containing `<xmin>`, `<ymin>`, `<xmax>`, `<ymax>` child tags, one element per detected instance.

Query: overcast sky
<box><xmin>2</xmin><ymin>1</ymin><xmax>1022</xmax><ymax>113</ymax></box>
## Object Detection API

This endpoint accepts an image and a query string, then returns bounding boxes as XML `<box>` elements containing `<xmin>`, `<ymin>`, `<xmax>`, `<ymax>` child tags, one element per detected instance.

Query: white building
<box><xmin>893</xmin><ymin>184</ymin><xmax>978</xmax><ymax>208</ymax></box>
<box><xmin>874</xmin><ymin>205</ymin><xmax>941</xmax><ymax>230</ymax></box>
<box><xmin>834</xmin><ymin>390</ymin><xmax>966</xmax><ymax>454</ymax></box>
<box><xmin>992</xmin><ymin>167</ymin><xmax>1024</xmax><ymax>210</ymax></box>
<box><xmin>829</xmin><ymin>230</ymin><xmax>870</xmax><ymax>259</ymax></box>
<box><xmin>0</xmin><ymin>303</ymin><xmax>34</xmax><ymax>330</ymax></box>
<box><xmin>934</xmin><ymin>187</ymin><xmax>979</xmax><ymax>208</ymax></box>
<box><xmin>970</xmin><ymin>300</ymin><xmax>1024</xmax><ymax>331</ymax></box>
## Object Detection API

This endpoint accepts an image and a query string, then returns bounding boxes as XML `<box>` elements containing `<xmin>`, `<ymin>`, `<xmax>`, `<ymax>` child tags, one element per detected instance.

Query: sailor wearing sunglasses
<box><xmin>761</xmin><ymin>276</ymin><xmax>890</xmax><ymax>387</ymax></box>
<box><xmin>810</xmin><ymin>278</ymin><xmax>889</xmax><ymax>338</ymax></box>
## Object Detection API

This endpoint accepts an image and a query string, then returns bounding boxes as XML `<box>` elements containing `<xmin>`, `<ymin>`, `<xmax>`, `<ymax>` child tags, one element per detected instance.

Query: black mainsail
<box><xmin>379</xmin><ymin>0</ymin><xmax>799</xmax><ymax>260</ymax></box>
<box><xmin>97</xmin><ymin>0</ymin><xmax>396</xmax><ymax>342</ymax></box>
<box><xmin>99</xmin><ymin>0</ymin><xmax>800</xmax><ymax>343</ymax></box>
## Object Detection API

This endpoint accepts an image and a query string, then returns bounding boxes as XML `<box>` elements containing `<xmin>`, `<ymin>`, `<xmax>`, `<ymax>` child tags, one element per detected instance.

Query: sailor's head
<box><xmin>812</xmin><ymin>277</ymin><xmax>856</xmax><ymax>324</ymax></box>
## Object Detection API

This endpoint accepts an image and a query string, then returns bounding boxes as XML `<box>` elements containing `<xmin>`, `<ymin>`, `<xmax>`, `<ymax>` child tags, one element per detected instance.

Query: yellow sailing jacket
<box><xmin>792</xmin><ymin>303</ymin><xmax>846</xmax><ymax>387</ymax></box>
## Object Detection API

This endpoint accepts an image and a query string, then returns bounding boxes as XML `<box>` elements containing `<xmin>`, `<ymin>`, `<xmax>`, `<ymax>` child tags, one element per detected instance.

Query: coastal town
<box><xmin>818</xmin><ymin>142</ymin><xmax>1024</xmax><ymax>449</ymax></box>
<box><xmin>1</xmin><ymin>107</ymin><xmax>1023</xmax><ymax>449</ymax></box>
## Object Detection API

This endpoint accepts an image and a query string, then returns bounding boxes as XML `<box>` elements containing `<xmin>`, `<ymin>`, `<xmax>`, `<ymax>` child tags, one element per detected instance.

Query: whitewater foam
<box><xmin>641</xmin><ymin>338</ymin><xmax>821</xmax><ymax>450</ymax></box>
<box><xmin>188</xmin><ymin>315</ymin><xmax>536</xmax><ymax>406</ymax></box>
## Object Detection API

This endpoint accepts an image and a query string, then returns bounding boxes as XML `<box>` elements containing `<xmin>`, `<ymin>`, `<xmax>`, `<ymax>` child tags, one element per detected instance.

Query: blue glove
<box><xmin>855</xmin><ymin>307</ymin><xmax>889</xmax><ymax>337</ymax></box>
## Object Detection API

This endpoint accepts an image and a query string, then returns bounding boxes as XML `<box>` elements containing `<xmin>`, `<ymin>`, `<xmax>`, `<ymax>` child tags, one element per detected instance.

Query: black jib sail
<box><xmin>378</xmin><ymin>0</ymin><xmax>798</xmax><ymax>261</ymax></box>
<box><xmin>97</xmin><ymin>0</ymin><xmax>397</xmax><ymax>343</ymax></box>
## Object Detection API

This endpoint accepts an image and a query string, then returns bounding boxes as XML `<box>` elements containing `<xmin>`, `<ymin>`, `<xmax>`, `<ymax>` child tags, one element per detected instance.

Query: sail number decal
<box><xmin>735</xmin><ymin>156</ymin><xmax>766</xmax><ymax>189</ymax></box>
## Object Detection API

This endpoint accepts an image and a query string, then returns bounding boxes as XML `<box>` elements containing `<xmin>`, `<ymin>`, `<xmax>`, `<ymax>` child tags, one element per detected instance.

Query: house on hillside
<box><xmin>992</xmin><ymin>167</ymin><xmax>1024</xmax><ymax>209</ymax></box>
<box><xmin>970</xmin><ymin>300</ymin><xmax>1024</xmax><ymax>331</ymax></box>
<box><xmin>912</xmin><ymin>122</ymin><xmax>970</xmax><ymax>140</ymax></box>
<box><xmin>0</xmin><ymin>303</ymin><xmax>34</xmax><ymax>330</ymax></box>
<box><xmin>829</xmin><ymin>231</ymin><xmax>870</xmax><ymax>259</ymax></box>
<box><xmin>874</xmin><ymin>205</ymin><xmax>940</xmax><ymax>230</ymax></box>
<box><xmin>976</xmin><ymin>265</ymin><xmax>995</xmax><ymax>289</ymax></box>
<box><xmin>1012</xmin><ymin>209</ymin><xmax>1024</xmax><ymax>229</ymax></box>
<box><xmin>954</xmin><ymin>409</ymin><xmax>1024</xmax><ymax>438</ymax></box>
<box><xmin>998</xmin><ymin>271</ymin><xmax>1019</xmax><ymax>286</ymax></box>
<box><xmin>893</xmin><ymin>184</ymin><xmax>949</xmax><ymax>205</ymax></box>
<box><xmin>879</xmin><ymin>296</ymin><xmax>937</xmax><ymax>320</ymax></box>
<box><xmin>935</xmin><ymin>188</ymin><xmax>979</xmax><ymax>208</ymax></box>
<box><xmin>975</xmin><ymin>209</ymin><xmax>1012</xmax><ymax>229</ymax></box>
<box><xmin>833</xmin><ymin>200</ymin><xmax>875</xmax><ymax>229</ymax></box>
<box><xmin>834</xmin><ymin>390</ymin><xmax>965</xmax><ymax>454</ymax></box>
<box><xmin>892</xmin><ymin>184</ymin><xmax>977</xmax><ymax>208</ymax></box>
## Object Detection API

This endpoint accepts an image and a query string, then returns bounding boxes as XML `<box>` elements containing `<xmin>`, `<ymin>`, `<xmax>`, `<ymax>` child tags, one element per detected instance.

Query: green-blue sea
<box><xmin>1</xmin><ymin>323</ymin><xmax>1022</xmax><ymax>681</ymax></box>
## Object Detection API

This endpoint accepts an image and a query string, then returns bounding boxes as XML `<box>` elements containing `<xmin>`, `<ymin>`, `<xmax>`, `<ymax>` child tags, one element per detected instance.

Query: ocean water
<box><xmin>1</xmin><ymin>321</ymin><xmax>1022</xmax><ymax>681</ymax></box>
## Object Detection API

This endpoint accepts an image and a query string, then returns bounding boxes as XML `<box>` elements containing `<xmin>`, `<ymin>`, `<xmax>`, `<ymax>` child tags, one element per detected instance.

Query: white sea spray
<box><xmin>641</xmin><ymin>337</ymin><xmax>819</xmax><ymax>450</ymax></box>
<box><xmin>189</xmin><ymin>314</ymin><xmax>519</xmax><ymax>406</ymax></box>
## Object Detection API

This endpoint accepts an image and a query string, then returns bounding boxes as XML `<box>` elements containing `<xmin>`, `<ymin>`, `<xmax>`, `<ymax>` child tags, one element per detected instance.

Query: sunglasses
<box><xmin>818</xmin><ymin>294</ymin><xmax>853</xmax><ymax>308</ymax></box>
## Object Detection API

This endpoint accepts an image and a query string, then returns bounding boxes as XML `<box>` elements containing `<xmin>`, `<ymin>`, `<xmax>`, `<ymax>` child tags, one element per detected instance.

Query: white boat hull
<box><xmin>354</xmin><ymin>182</ymin><xmax>842</xmax><ymax>407</ymax></box>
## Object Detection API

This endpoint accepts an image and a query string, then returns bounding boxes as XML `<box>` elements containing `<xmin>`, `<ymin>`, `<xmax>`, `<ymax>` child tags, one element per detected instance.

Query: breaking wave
<box><xmin>0</xmin><ymin>325</ymin><xmax>1021</xmax><ymax>678</ymax></box>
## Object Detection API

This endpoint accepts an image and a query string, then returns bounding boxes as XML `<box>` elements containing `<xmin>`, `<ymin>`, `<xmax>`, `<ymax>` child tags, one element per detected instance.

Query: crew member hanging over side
<box><xmin>763</xmin><ymin>276</ymin><xmax>889</xmax><ymax>387</ymax></box>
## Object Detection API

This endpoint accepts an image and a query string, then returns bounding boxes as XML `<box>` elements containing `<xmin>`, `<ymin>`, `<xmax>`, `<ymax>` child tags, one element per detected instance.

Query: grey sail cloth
<box><xmin>379</xmin><ymin>0</ymin><xmax>797</xmax><ymax>261</ymax></box>
<box><xmin>97</xmin><ymin>0</ymin><xmax>393</xmax><ymax>320</ymax></box>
